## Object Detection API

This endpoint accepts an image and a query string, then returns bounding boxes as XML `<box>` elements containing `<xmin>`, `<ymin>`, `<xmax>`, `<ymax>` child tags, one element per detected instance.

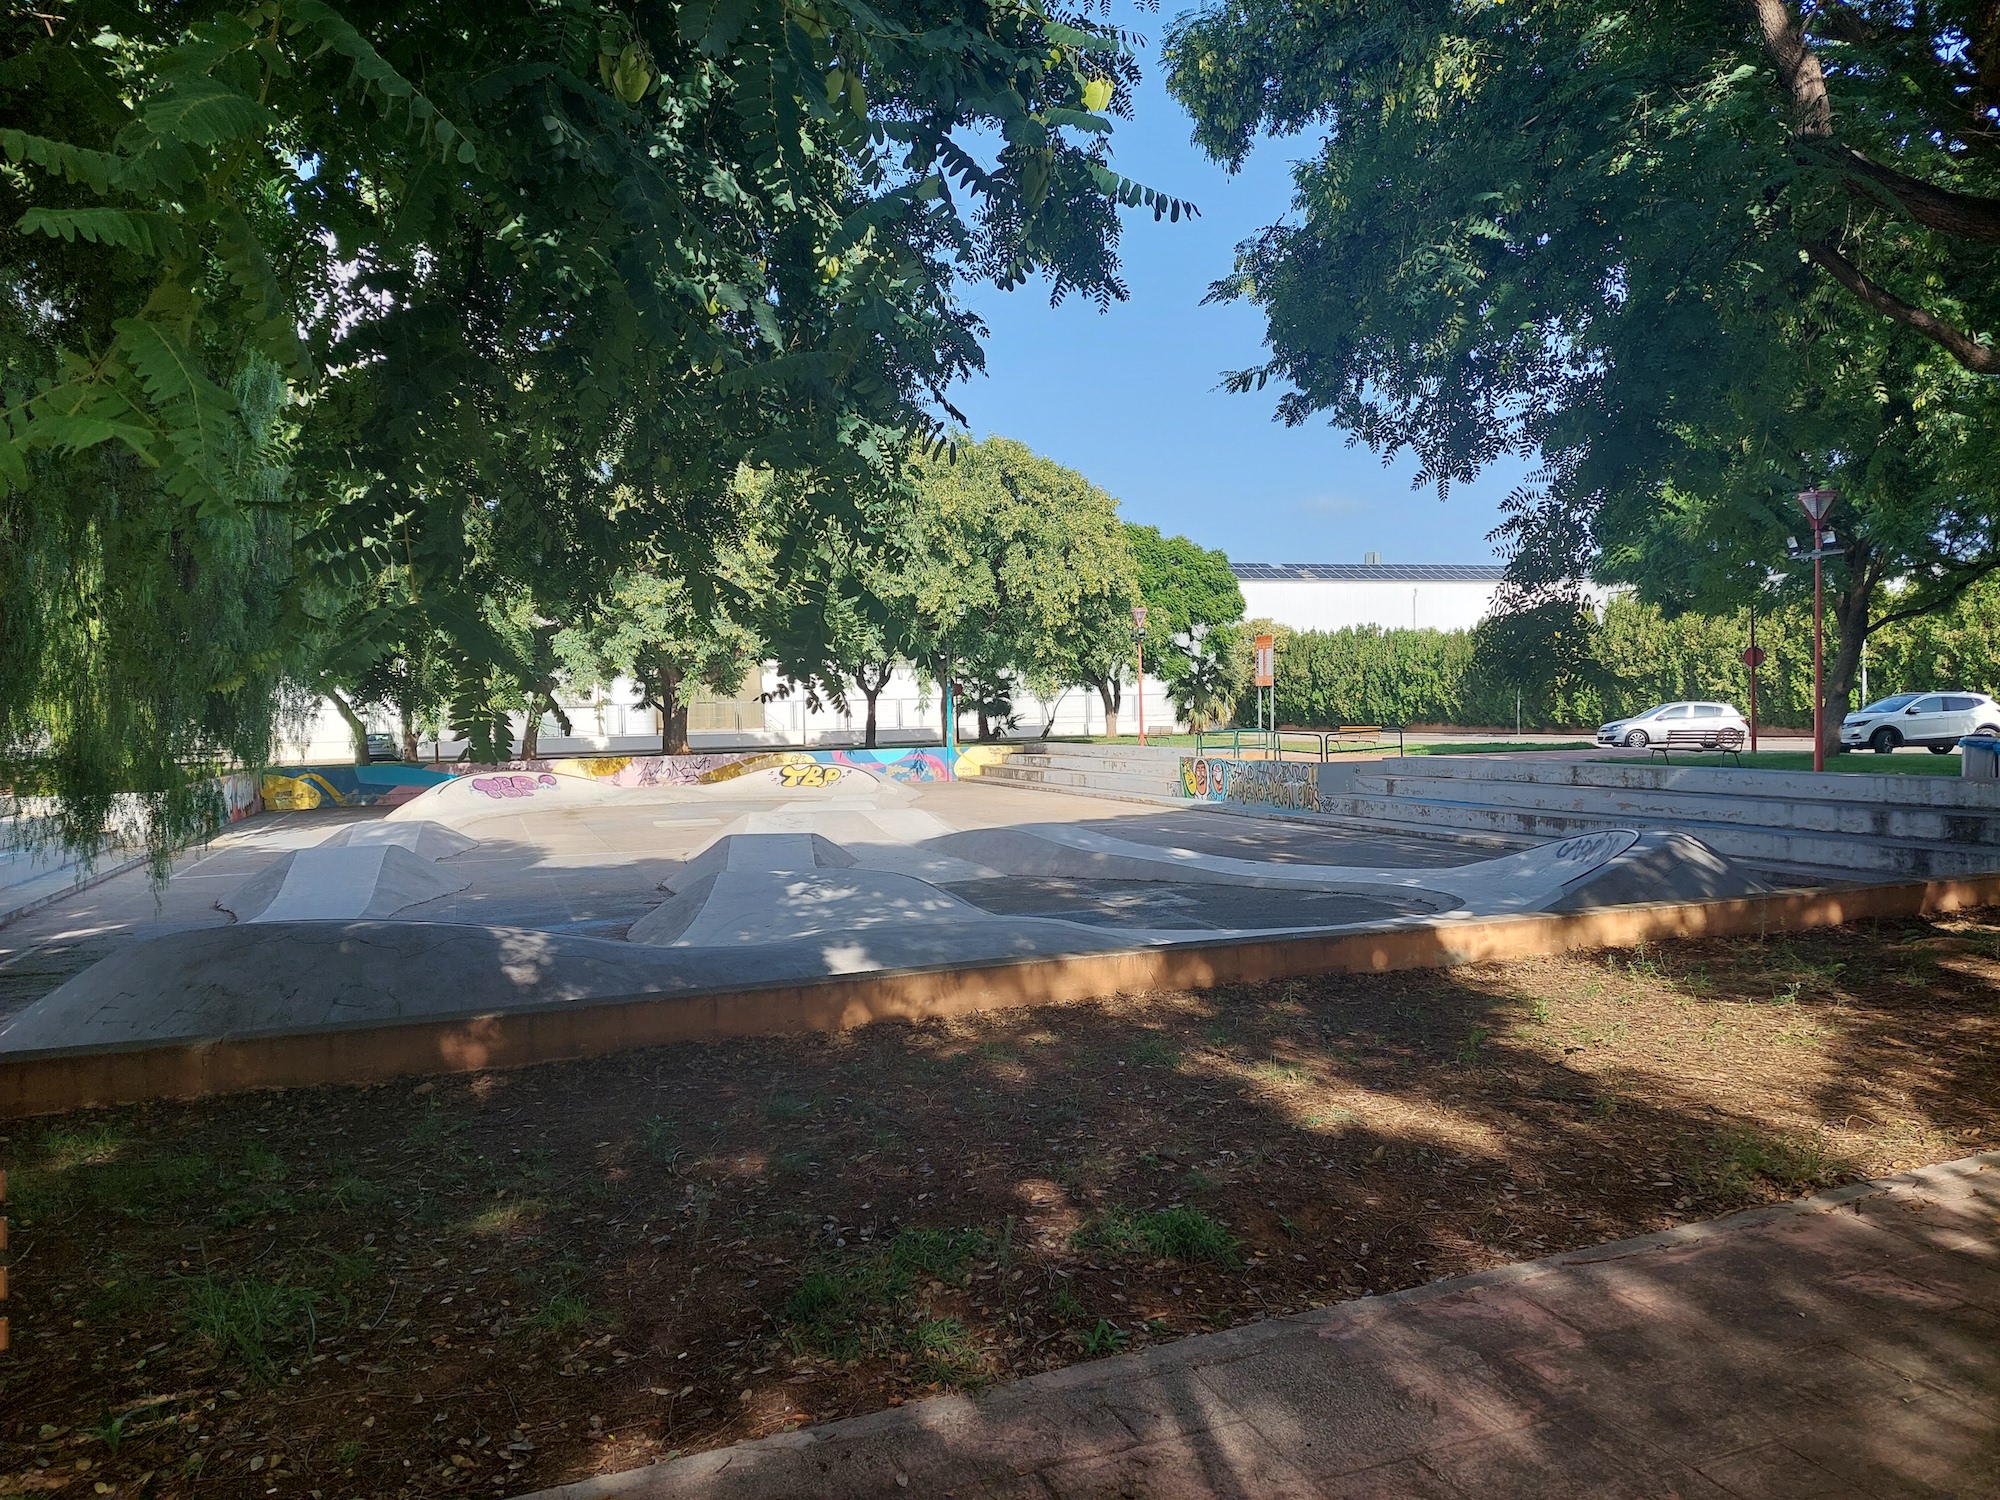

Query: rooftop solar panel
<box><xmin>1229</xmin><ymin>563</ymin><xmax>1510</xmax><ymax>582</ymax></box>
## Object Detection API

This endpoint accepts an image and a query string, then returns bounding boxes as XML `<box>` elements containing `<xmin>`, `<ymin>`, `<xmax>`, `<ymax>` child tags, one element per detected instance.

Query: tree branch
<box><xmin>1747</xmin><ymin>0</ymin><xmax>2000</xmax><ymax>240</ymax></box>
<box><xmin>1869</xmin><ymin>554</ymin><xmax>2000</xmax><ymax>634</ymax></box>
<box><xmin>1800</xmin><ymin>238</ymin><xmax>2000</xmax><ymax>372</ymax></box>
<box><xmin>1747</xmin><ymin>0</ymin><xmax>1831</xmax><ymax>136</ymax></box>
<box><xmin>1823</xmin><ymin>142</ymin><xmax>2000</xmax><ymax>242</ymax></box>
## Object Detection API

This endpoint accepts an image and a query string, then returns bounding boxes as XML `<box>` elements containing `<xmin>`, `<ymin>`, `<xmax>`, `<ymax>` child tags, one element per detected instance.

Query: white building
<box><xmin>281</xmin><ymin>664</ymin><xmax>1179</xmax><ymax>764</ymax></box>
<box><xmin>1232</xmin><ymin>560</ymin><xmax>1513</xmax><ymax>634</ymax></box>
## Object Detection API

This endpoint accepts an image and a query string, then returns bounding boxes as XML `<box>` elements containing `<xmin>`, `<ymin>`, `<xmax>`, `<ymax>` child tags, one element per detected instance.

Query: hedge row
<box><xmin>1250</xmin><ymin>582</ymin><xmax>2000</xmax><ymax>732</ymax></box>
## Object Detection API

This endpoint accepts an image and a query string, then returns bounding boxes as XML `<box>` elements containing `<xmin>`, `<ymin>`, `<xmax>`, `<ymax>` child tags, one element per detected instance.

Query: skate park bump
<box><xmin>217</xmin><ymin>841</ymin><xmax>470</xmax><ymax>923</ymax></box>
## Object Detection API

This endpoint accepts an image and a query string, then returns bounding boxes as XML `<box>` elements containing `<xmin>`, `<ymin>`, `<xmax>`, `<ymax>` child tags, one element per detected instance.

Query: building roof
<box><xmin>1230</xmin><ymin>563</ymin><xmax>1509</xmax><ymax>583</ymax></box>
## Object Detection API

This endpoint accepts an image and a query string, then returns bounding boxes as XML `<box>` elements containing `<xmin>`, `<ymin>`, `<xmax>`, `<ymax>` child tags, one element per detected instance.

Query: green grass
<box><xmin>181</xmin><ymin>1276</ymin><xmax>321</xmax><ymax>1377</ymax></box>
<box><xmin>1595</xmin><ymin>749</ymin><xmax>1964</xmax><ymax>776</ymax></box>
<box><xmin>781</xmin><ymin>1226</ymin><xmax>990</xmax><ymax>1364</ymax></box>
<box><xmin>525</xmin><ymin>1292</ymin><xmax>598</xmax><ymax>1336</ymax></box>
<box><xmin>1073</xmin><ymin>1205</ymin><xmax>1242</xmax><ymax>1267</ymax></box>
<box><xmin>1407</xmin><ymin>740</ymin><xmax>1596</xmax><ymax>755</ymax></box>
<box><xmin>1078</xmin><ymin>1319</ymin><xmax>1129</xmax><ymax>1356</ymax></box>
<box><xmin>1701</xmin><ymin>1129</ymin><xmax>1852</xmax><ymax>1196</ymax></box>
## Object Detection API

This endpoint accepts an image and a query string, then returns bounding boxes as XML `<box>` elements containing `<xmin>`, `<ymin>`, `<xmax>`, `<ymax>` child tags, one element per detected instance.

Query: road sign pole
<box><xmin>1795</xmin><ymin>487</ymin><xmax>1839</xmax><ymax>774</ymax></box>
<box><xmin>1747</xmin><ymin>607</ymin><xmax>1759</xmax><ymax>755</ymax></box>
<box><xmin>1132</xmin><ymin>605</ymin><xmax>1150</xmax><ymax>748</ymax></box>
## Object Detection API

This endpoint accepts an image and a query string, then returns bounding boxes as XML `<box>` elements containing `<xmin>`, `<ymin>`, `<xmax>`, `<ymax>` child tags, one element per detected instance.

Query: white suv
<box><xmin>1595</xmin><ymin>701</ymin><xmax>1750</xmax><ymax>750</ymax></box>
<box><xmin>1841</xmin><ymin>692</ymin><xmax>2000</xmax><ymax>754</ymax></box>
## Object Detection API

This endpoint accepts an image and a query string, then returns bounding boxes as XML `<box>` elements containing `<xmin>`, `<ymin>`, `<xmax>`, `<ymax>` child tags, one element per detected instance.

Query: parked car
<box><xmin>1840</xmin><ymin>692</ymin><xmax>2000</xmax><ymax>754</ymax></box>
<box><xmin>1595</xmin><ymin>701</ymin><xmax>1750</xmax><ymax>750</ymax></box>
<box><xmin>365</xmin><ymin>731</ymin><xmax>400</xmax><ymax>761</ymax></box>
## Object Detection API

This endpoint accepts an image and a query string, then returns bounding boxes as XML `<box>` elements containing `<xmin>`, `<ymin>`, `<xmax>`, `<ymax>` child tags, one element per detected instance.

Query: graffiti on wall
<box><xmin>470</xmin><ymin>772</ymin><xmax>560</xmax><ymax>800</ymax></box>
<box><xmin>1180</xmin><ymin>757</ymin><xmax>1320</xmax><ymax>812</ymax></box>
<box><xmin>1181</xmin><ymin>757</ymin><xmax>1229</xmax><ymax>801</ymax></box>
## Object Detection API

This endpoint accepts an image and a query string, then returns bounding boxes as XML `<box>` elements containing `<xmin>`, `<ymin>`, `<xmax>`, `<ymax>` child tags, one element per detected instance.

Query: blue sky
<box><xmin>944</xmin><ymin>18</ymin><xmax>1532</xmax><ymax>566</ymax></box>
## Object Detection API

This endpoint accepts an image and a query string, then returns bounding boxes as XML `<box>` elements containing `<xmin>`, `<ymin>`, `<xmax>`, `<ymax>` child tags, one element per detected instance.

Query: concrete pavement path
<box><xmin>522</xmin><ymin>1153</ymin><xmax>2000</xmax><ymax>1499</ymax></box>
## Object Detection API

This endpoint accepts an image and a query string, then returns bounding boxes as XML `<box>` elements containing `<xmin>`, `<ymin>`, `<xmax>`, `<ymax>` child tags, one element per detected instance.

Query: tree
<box><xmin>1126</xmin><ymin>524</ymin><xmax>1244</xmax><ymax>724</ymax></box>
<box><xmin>1166</xmin><ymin>0</ymin><xmax>2000</xmax><ymax>756</ymax></box>
<box><xmin>891</xmin><ymin>436</ymin><xmax>1140</xmax><ymax>737</ymax></box>
<box><xmin>1164</xmin><ymin>623</ymin><xmax>1244</xmax><ymax>732</ymax></box>
<box><xmin>557</xmin><ymin>574</ymin><xmax>761</xmax><ymax>755</ymax></box>
<box><xmin>3</xmin><ymin>0</ymin><xmax>1188</xmax><ymax>856</ymax></box>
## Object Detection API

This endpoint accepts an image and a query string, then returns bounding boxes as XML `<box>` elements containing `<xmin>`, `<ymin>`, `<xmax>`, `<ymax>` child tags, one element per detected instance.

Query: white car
<box><xmin>1595</xmin><ymin>701</ymin><xmax>1750</xmax><ymax>750</ymax></box>
<box><xmin>1841</xmin><ymin>692</ymin><xmax>2000</xmax><ymax>755</ymax></box>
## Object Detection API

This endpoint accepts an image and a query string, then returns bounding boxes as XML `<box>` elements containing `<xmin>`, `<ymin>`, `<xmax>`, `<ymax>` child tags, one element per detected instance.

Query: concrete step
<box><xmin>1006</xmin><ymin>752</ymin><xmax>1185</xmax><ymax>780</ymax></box>
<box><xmin>1346</xmin><ymin>770</ymin><xmax>2000</xmax><ymax>847</ymax></box>
<box><xmin>1315</xmin><ymin>791</ymin><xmax>1999</xmax><ymax>879</ymax></box>
<box><xmin>979</xmin><ymin>764</ymin><xmax>1180</xmax><ymax>798</ymax></box>
<box><xmin>1363</xmin><ymin>754</ymin><xmax>2000</xmax><ymax>811</ymax></box>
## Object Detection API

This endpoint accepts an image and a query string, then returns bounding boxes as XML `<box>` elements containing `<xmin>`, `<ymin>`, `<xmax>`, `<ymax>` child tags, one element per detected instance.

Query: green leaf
<box><xmin>16</xmin><ymin>207</ymin><xmax>166</xmax><ymax>252</ymax></box>
<box><xmin>111</xmin><ymin>317</ymin><xmax>240</xmax><ymax>509</ymax></box>
<box><xmin>0</xmin><ymin>129</ymin><xmax>125</xmax><ymax>193</ymax></box>
<box><xmin>142</xmin><ymin>74</ymin><xmax>273</xmax><ymax>147</ymax></box>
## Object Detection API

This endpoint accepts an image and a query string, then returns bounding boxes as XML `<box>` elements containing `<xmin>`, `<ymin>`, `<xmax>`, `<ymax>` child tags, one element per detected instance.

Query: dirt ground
<box><xmin>4</xmin><ymin>910</ymin><xmax>1998</xmax><ymax>1500</ymax></box>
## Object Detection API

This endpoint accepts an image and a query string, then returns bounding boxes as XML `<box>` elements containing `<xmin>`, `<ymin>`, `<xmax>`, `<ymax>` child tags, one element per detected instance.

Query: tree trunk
<box><xmin>1823</xmin><ymin>558</ymin><xmax>1879</xmax><ymax>757</ymax></box>
<box><xmin>1095</xmin><ymin>678</ymin><xmax>1122</xmax><ymax>740</ymax></box>
<box><xmin>326</xmin><ymin>688</ymin><xmax>370</xmax><ymax>765</ymax></box>
<box><xmin>399</xmin><ymin>705</ymin><xmax>418</xmax><ymax>762</ymax></box>
<box><xmin>520</xmin><ymin>711</ymin><xmax>539</xmax><ymax>761</ymax></box>
<box><xmin>861</xmin><ymin>684</ymin><xmax>881</xmax><ymax>748</ymax></box>
<box><xmin>659</xmin><ymin>663</ymin><xmax>690</xmax><ymax>754</ymax></box>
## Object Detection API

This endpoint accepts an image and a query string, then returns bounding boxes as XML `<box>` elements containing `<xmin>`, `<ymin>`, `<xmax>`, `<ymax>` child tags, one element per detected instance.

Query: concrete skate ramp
<box><xmin>385</xmin><ymin>770</ymin><xmax>622</xmax><ymax>827</ymax></box>
<box><xmin>631</xmin><ymin>867</ymin><xmax>991</xmax><ymax>948</ymax></box>
<box><xmin>320</xmin><ymin>819</ymin><xmax>477</xmax><ymax>861</ymax></box>
<box><xmin>926</xmin><ymin>824</ymin><xmax>1648</xmax><ymax>916</ymax></box>
<box><xmin>218</xmin><ymin>844</ymin><xmax>470</xmax><ymax>922</ymax></box>
<box><xmin>674</xmin><ymin>831</ymin><xmax>856</xmax><ymax>884</ymax></box>
<box><xmin>1547</xmin><ymin>831</ymin><xmax>1776</xmax><ymax>912</ymax></box>
<box><xmin>0</xmin><ymin>918</ymin><xmax>1154</xmax><ymax>1052</ymax></box>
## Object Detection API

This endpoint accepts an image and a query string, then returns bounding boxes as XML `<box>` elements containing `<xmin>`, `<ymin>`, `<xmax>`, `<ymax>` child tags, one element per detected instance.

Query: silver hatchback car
<box><xmin>1595</xmin><ymin>701</ymin><xmax>1750</xmax><ymax>750</ymax></box>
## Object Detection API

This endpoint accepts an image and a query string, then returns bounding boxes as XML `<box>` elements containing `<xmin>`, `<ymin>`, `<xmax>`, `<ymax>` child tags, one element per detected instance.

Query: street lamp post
<box><xmin>1132</xmin><ymin>605</ymin><xmax>1149</xmax><ymax>748</ymax></box>
<box><xmin>941</xmin><ymin>653</ymin><xmax>955</xmax><ymax>776</ymax></box>
<box><xmin>1793</xmin><ymin>487</ymin><xmax>1841</xmax><ymax>773</ymax></box>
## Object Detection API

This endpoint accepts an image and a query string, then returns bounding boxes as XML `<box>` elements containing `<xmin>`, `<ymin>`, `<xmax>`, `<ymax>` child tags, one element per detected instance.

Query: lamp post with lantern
<box><xmin>1790</xmin><ymin>487</ymin><xmax>1843</xmax><ymax>773</ymax></box>
<box><xmin>1132</xmin><ymin>605</ymin><xmax>1149</xmax><ymax>747</ymax></box>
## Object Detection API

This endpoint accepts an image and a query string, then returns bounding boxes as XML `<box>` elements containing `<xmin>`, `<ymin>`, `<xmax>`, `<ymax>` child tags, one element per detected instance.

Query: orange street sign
<box><xmin>1254</xmin><ymin>633</ymin><xmax>1275</xmax><ymax>688</ymax></box>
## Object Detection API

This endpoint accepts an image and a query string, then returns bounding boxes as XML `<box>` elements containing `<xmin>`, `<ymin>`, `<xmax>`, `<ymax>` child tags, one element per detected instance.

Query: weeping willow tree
<box><xmin>3</xmin><ymin>0</ymin><xmax>1187</xmax><ymax>862</ymax></box>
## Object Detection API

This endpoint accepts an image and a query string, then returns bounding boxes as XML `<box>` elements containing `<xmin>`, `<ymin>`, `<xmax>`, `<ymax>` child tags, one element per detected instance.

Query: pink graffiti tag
<box><xmin>470</xmin><ymin>773</ymin><xmax>559</xmax><ymax>800</ymax></box>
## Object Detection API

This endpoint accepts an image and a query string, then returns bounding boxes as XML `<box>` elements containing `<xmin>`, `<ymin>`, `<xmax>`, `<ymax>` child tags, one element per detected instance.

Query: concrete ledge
<box><xmin>5</xmin><ymin>870</ymin><xmax>1999</xmax><ymax>1119</ymax></box>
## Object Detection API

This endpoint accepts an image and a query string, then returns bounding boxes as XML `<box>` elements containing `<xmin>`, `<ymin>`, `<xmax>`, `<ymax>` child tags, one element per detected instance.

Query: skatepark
<box><xmin>0</xmin><ymin>753</ymin><xmax>1787</xmax><ymax>1063</ymax></box>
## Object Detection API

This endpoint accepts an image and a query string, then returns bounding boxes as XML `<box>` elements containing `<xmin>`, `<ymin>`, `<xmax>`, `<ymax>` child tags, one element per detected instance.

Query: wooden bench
<box><xmin>1647</xmin><ymin>725</ymin><xmax>1746</xmax><ymax>764</ymax></box>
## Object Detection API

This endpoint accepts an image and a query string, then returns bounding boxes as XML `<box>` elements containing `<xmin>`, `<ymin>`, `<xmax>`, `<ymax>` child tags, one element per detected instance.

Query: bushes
<box><xmin>1252</xmin><ymin>581</ymin><xmax>2000</xmax><ymax>731</ymax></box>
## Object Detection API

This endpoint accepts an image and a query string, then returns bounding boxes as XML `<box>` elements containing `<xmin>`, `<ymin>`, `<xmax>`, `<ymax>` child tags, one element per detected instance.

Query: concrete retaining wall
<box><xmin>5</xmin><ymin>871</ymin><xmax>1998</xmax><ymax>1120</ymax></box>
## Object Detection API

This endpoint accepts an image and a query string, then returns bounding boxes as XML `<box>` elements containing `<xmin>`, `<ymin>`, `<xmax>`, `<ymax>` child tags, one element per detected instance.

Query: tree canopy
<box><xmin>1165</xmin><ymin>0</ymin><xmax>2000</xmax><ymax>748</ymax></box>
<box><xmin>3</xmin><ymin>0</ymin><xmax>1187</xmax><ymax>854</ymax></box>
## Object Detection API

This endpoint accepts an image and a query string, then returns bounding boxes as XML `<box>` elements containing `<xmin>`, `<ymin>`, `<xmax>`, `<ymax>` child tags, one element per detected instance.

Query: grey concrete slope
<box><xmin>0</xmin><ymin>918</ymin><xmax>1156</xmax><ymax>1052</ymax></box>
<box><xmin>512</xmin><ymin>1152</ymin><xmax>2000</xmax><ymax>1500</ymax></box>
<box><xmin>216</xmin><ymin>843</ymin><xmax>470</xmax><ymax>922</ymax></box>
<box><xmin>1547</xmin><ymin>830</ymin><xmax>1774</xmax><ymax>912</ymax></box>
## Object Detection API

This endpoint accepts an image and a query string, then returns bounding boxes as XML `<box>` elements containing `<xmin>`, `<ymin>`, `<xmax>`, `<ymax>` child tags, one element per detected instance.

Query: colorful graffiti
<box><xmin>469</xmin><ymin>772</ymin><xmax>560</xmax><ymax>800</ymax></box>
<box><xmin>1180</xmin><ymin>757</ymin><xmax>1320</xmax><ymax>812</ymax></box>
<box><xmin>1181</xmin><ymin>756</ymin><xmax>1229</xmax><ymax>801</ymax></box>
<box><xmin>259</xmin><ymin>744</ymin><xmax>1010</xmax><ymax>814</ymax></box>
<box><xmin>261</xmin><ymin>771</ymin><xmax>355</xmax><ymax>811</ymax></box>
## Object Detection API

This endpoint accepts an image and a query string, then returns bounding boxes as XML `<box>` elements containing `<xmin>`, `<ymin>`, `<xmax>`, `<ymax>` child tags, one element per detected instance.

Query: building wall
<box><xmin>281</xmin><ymin>666</ymin><xmax>1183</xmax><ymax>765</ymax></box>
<box><xmin>1238</xmin><ymin>578</ymin><xmax>1506</xmax><ymax>634</ymax></box>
